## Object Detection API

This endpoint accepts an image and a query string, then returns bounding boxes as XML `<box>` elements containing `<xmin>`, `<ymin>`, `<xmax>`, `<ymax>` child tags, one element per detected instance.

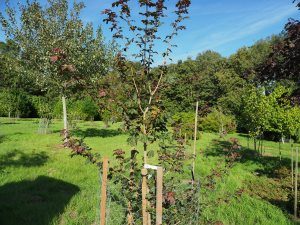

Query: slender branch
<box><xmin>151</xmin><ymin>70</ymin><xmax>163</xmax><ymax>96</ymax></box>
<box><xmin>131</xmin><ymin>67</ymin><xmax>144</xmax><ymax>114</ymax></box>
<box><xmin>143</xmin><ymin>70</ymin><xmax>164</xmax><ymax>122</ymax></box>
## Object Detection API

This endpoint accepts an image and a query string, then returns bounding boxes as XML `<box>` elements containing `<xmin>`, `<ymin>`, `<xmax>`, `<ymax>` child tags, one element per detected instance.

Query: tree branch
<box><xmin>131</xmin><ymin>67</ymin><xmax>144</xmax><ymax>114</ymax></box>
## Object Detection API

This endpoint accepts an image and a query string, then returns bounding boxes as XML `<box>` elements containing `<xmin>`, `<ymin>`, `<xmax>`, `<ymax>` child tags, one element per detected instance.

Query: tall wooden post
<box><xmin>247</xmin><ymin>132</ymin><xmax>249</xmax><ymax>149</ymax></box>
<box><xmin>142</xmin><ymin>168</ymin><xmax>149</xmax><ymax>225</ymax></box>
<box><xmin>292</xmin><ymin>146</ymin><xmax>294</xmax><ymax>191</ymax></box>
<box><xmin>156</xmin><ymin>167</ymin><xmax>163</xmax><ymax>225</ymax></box>
<box><xmin>192</xmin><ymin>101</ymin><xmax>198</xmax><ymax>183</ymax></box>
<box><xmin>279</xmin><ymin>142</ymin><xmax>282</xmax><ymax>161</ymax></box>
<box><xmin>100</xmin><ymin>157</ymin><xmax>109</xmax><ymax>225</ymax></box>
<box><xmin>294</xmin><ymin>147</ymin><xmax>298</xmax><ymax>218</ymax></box>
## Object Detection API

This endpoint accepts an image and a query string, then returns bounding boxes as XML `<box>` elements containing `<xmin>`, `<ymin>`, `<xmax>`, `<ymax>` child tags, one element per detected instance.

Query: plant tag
<box><xmin>144</xmin><ymin>164</ymin><xmax>158</xmax><ymax>170</ymax></box>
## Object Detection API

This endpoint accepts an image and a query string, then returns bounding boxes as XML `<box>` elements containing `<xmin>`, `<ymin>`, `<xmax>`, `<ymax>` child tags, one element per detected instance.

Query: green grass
<box><xmin>0</xmin><ymin>118</ymin><xmax>299</xmax><ymax>225</ymax></box>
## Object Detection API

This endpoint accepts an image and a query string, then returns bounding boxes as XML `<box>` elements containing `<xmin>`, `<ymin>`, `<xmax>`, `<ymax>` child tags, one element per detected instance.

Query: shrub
<box><xmin>69</xmin><ymin>98</ymin><xmax>98</xmax><ymax>121</ymax></box>
<box><xmin>200</xmin><ymin>108</ymin><xmax>236</xmax><ymax>134</ymax></box>
<box><xmin>31</xmin><ymin>96</ymin><xmax>54</xmax><ymax>118</ymax></box>
<box><xmin>171</xmin><ymin>111</ymin><xmax>195</xmax><ymax>138</ymax></box>
<box><xmin>53</xmin><ymin>97</ymin><xmax>99</xmax><ymax>121</ymax></box>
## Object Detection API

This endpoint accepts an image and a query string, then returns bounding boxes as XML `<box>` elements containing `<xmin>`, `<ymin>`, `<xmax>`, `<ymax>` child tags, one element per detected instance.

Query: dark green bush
<box><xmin>199</xmin><ymin>108</ymin><xmax>236</xmax><ymax>133</ymax></box>
<box><xmin>171</xmin><ymin>111</ymin><xmax>195</xmax><ymax>138</ymax></box>
<box><xmin>0</xmin><ymin>89</ymin><xmax>36</xmax><ymax>118</ymax></box>
<box><xmin>31</xmin><ymin>96</ymin><xmax>55</xmax><ymax>118</ymax></box>
<box><xmin>53</xmin><ymin>97</ymin><xmax>99</xmax><ymax>121</ymax></box>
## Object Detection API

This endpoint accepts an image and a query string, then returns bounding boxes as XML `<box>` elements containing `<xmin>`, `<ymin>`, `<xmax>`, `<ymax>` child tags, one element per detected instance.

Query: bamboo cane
<box><xmin>141</xmin><ymin>169</ymin><xmax>149</xmax><ymax>225</ymax></box>
<box><xmin>292</xmin><ymin>145</ymin><xmax>294</xmax><ymax>191</ymax></box>
<box><xmin>192</xmin><ymin>101</ymin><xmax>198</xmax><ymax>184</ymax></box>
<box><xmin>294</xmin><ymin>147</ymin><xmax>298</xmax><ymax>218</ymax></box>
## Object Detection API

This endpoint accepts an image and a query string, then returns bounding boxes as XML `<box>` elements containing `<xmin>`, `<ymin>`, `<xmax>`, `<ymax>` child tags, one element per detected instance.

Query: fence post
<box><xmin>142</xmin><ymin>168</ymin><xmax>149</xmax><ymax>225</ymax></box>
<box><xmin>100</xmin><ymin>157</ymin><xmax>109</xmax><ymax>225</ymax></box>
<box><xmin>156</xmin><ymin>167</ymin><xmax>163</xmax><ymax>225</ymax></box>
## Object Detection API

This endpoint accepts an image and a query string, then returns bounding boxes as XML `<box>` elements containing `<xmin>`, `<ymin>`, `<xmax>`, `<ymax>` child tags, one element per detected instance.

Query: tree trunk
<box><xmin>62</xmin><ymin>96</ymin><xmax>68</xmax><ymax>140</ymax></box>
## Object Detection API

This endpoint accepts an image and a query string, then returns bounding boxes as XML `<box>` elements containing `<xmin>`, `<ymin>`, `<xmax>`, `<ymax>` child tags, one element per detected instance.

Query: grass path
<box><xmin>0</xmin><ymin>118</ymin><xmax>298</xmax><ymax>224</ymax></box>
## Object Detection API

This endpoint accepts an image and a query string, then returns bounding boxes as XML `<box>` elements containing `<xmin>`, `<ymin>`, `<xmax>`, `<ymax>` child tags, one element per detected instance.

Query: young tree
<box><xmin>100</xmin><ymin>1</ymin><xmax>197</xmax><ymax>223</ymax></box>
<box><xmin>0</xmin><ymin>0</ymin><xmax>114</xmax><ymax>135</ymax></box>
<box><xmin>241</xmin><ymin>85</ymin><xmax>300</xmax><ymax>146</ymax></box>
<box><xmin>102</xmin><ymin>0</ymin><xmax>191</xmax><ymax>164</ymax></box>
<box><xmin>240</xmin><ymin>86</ymin><xmax>270</xmax><ymax>150</ymax></box>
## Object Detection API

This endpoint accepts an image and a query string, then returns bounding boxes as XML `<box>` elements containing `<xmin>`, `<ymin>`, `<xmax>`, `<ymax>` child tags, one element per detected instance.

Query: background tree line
<box><xmin>0</xmin><ymin>0</ymin><xmax>299</xmax><ymax>142</ymax></box>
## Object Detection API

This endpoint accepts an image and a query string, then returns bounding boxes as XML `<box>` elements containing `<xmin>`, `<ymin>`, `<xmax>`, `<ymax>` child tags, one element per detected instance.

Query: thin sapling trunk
<box><xmin>62</xmin><ymin>95</ymin><xmax>68</xmax><ymax>140</ymax></box>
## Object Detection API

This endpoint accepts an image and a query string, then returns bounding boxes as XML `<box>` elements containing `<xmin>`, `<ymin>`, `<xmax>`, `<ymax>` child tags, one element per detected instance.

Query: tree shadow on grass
<box><xmin>0</xmin><ymin>135</ymin><xmax>6</xmax><ymax>144</ymax></box>
<box><xmin>72</xmin><ymin>128</ymin><xmax>122</xmax><ymax>138</ymax></box>
<box><xmin>0</xmin><ymin>176</ymin><xmax>80</xmax><ymax>225</ymax></box>
<box><xmin>205</xmin><ymin>138</ymin><xmax>291</xmax><ymax>176</ymax></box>
<box><xmin>0</xmin><ymin>122</ymin><xmax>20</xmax><ymax>125</ymax></box>
<box><xmin>206</xmin><ymin>138</ymin><xmax>296</xmax><ymax>216</ymax></box>
<box><xmin>0</xmin><ymin>149</ymin><xmax>49</xmax><ymax>170</ymax></box>
<box><xmin>236</xmin><ymin>133</ymin><xmax>250</xmax><ymax>138</ymax></box>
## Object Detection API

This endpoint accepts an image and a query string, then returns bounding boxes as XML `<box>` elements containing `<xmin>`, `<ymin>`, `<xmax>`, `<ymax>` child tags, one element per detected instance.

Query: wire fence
<box><xmin>97</xmin><ymin>168</ymin><xmax>203</xmax><ymax>225</ymax></box>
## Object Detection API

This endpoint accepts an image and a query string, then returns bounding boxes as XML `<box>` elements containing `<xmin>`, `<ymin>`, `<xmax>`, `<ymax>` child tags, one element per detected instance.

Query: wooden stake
<box><xmin>142</xmin><ymin>168</ymin><xmax>148</xmax><ymax>225</ymax></box>
<box><xmin>279</xmin><ymin>142</ymin><xmax>282</xmax><ymax>161</ymax></box>
<box><xmin>247</xmin><ymin>133</ymin><xmax>249</xmax><ymax>149</ymax></box>
<box><xmin>184</xmin><ymin>133</ymin><xmax>187</xmax><ymax>145</ymax></box>
<box><xmin>156</xmin><ymin>167</ymin><xmax>163</xmax><ymax>225</ymax></box>
<box><xmin>292</xmin><ymin>145</ymin><xmax>294</xmax><ymax>191</ymax></box>
<box><xmin>100</xmin><ymin>157</ymin><xmax>109</xmax><ymax>225</ymax></box>
<box><xmin>294</xmin><ymin>147</ymin><xmax>298</xmax><ymax>218</ymax></box>
<box><xmin>192</xmin><ymin>101</ymin><xmax>198</xmax><ymax>184</ymax></box>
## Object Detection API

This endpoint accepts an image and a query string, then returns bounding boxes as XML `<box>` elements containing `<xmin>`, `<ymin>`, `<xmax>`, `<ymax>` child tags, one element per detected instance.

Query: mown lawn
<box><xmin>0</xmin><ymin>118</ymin><xmax>299</xmax><ymax>225</ymax></box>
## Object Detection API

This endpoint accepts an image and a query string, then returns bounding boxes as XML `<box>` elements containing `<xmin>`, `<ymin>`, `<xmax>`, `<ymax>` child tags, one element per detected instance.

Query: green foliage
<box><xmin>240</xmin><ymin>85</ymin><xmax>300</xmax><ymax>141</ymax></box>
<box><xmin>0</xmin><ymin>0</ymin><xmax>114</xmax><ymax>96</ymax></box>
<box><xmin>0</xmin><ymin>0</ymin><xmax>114</xmax><ymax>132</ymax></box>
<box><xmin>200</xmin><ymin>108</ymin><xmax>237</xmax><ymax>134</ymax></box>
<box><xmin>53</xmin><ymin>97</ymin><xmax>99</xmax><ymax>121</ymax></box>
<box><xmin>163</xmin><ymin>50</ymin><xmax>226</xmax><ymax>113</ymax></box>
<box><xmin>240</xmin><ymin>86</ymin><xmax>269</xmax><ymax>137</ymax></box>
<box><xmin>228</xmin><ymin>36</ymin><xmax>280</xmax><ymax>80</ymax></box>
<box><xmin>215</xmin><ymin>69</ymin><xmax>246</xmax><ymax>115</ymax></box>
<box><xmin>171</xmin><ymin>111</ymin><xmax>195</xmax><ymax>138</ymax></box>
<box><xmin>0</xmin><ymin>89</ymin><xmax>35</xmax><ymax>118</ymax></box>
<box><xmin>69</xmin><ymin>98</ymin><xmax>98</xmax><ymax>121</ymax></box>
<box><xmin>101</xmin><ymin>109</ymin><xmax>112</xmax><ymax>128</ymax></box>
<box><xmin>31</xmin><ymin>96</ymin><xmax>54</xmax><ymax>119</ymax></box>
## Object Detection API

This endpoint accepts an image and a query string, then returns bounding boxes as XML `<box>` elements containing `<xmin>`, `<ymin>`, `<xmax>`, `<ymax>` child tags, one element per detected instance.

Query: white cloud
<box><xmin>172</xmin><ymin>3</ymin><xmax>298</xmax><ymax>61</ymax></box>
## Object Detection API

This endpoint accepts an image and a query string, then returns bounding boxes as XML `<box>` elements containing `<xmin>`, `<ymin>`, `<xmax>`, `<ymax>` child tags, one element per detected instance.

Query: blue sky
<box><xmin>0</xmin><ymin>0</ymin><xmax>299</xmax><ymax>63</ymax></box>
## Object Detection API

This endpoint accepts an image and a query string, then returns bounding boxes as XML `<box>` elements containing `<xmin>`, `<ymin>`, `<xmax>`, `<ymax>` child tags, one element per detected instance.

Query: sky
<box><xmin>0</xmin><ymin>0</ymin><xmax>299</xmax><ymax>64</ymax></box>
